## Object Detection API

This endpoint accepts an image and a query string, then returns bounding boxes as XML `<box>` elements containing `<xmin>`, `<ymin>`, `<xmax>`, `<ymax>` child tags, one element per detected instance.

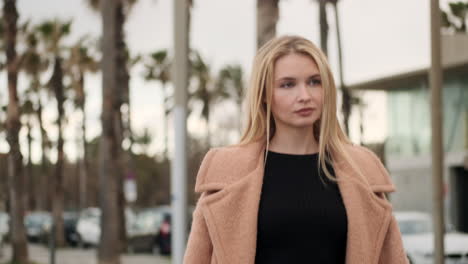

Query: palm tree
<box><xmin>65</xmin><ymin>38</ymin><xmax>99</xmax><ymax>210</ymax></box>
<box><xmin>87</xmin><ymin>0</ymin><xmax>138</xmax><ymax>253</ymax></box>
<box><xmin>120</xmin><ymin>51</ymin><xmax>140</xmax><ymax>160</ymax></box>
<box><xmin>0</xmin><ymin>97</ymin><xmax>5</xmax><ymax>139</ymax></box>
<box><xmin>3</xmin><ymin>0</ymin><xmax>29</xmax><ymax>262</ymax></box>
<box><xmin>0</xmin><ymin>12</ymin><xmax>6</xmax><ymax>212</ymax></box>
<box><xmin>99</xmin><ymin>0</ymin><xmax>125</xmax><ymax>261</ymax></box>
<box><xmin>117</xmin><ymin>50</ymin><xmax>141</xmax><ymax>255</ymax></box>
<box><xmin>330</xmin><ymin>0</ymin><xmax>353</xmax><ymax>136</ymax></box>
<box><xmin>37</xmin><ymin>19</ymin><xmax>72</xmax><ymax>247</ymax></box>
<box><xmin>133</xmin><ymin>127</ymin><xmax>153</xmax><ymax>156</ymax></box>
<box><xmin>317</xmin><ymin>0</ymin><xmax>329</xmax><ymax>55</ymax></box>
<box><xmin>143</xmin><ymin>49</ymin><xmax>172</xmax><ymax>158</ymax></box>
<box><xmin>257</xmin><ymin>0</ymin><xmax>279</xmax><ymax>49</ymax></box>
<box><xmin>21</xmin><ymin>94</ymin><xmax>35</xmax><ymax>211</ymax></box>
<box><xmin>189</xmin><ymin>50</ymin><xmax>216</xmax><ymax>147</ymax></box>
<box><xmin>315</xmin><ymin>0</ymin><xmax>353</xmax><ymax>136</ymax></box>
<box><xmin>22</xmin><ymin>27</ymin><xmax>50</xmax><ymax>211</ymax></box>
<box><xmin>442</xmin><ymin>2</ymin><xmax>468</xmax><ymax>32</ymax></box>
<box><xmin>216</xmin><ymin>64</ymin><xmax>244</xmax><ymax>133</ymax></box>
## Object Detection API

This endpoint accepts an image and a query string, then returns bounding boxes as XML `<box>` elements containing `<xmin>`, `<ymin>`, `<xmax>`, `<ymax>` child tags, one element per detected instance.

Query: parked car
<box><xmin>0</xmin><ymin>231</ymin><xmax>3</xmax><ymax>245</ymax></box>
<box><xmin>76</xmin><ymin>207</ymin><xmax>136</xmax><ymax>248</ymax></box>
<box><xmin>395</xmin><ymin>211</ymin><xmax>468</xmax><ymax>264</ymax></box>
<box><xmin>127</xmin><ymin>206</ymin><xmax>169</xmax><ymax>254</ymax></box>
<box><xmin>0</xmin><ymin>232</ymin><xmax>4</xmax><ymax>257</ymax></box>
<box><xmin>24</xmin><ymin>211</ymin><xmax>52</xmax><ymax>243</ymax></box>
<box><xmin>0</xmin><ymin>212</ymin><xmax>9</xmax><ymax>241</ymax></box>
<box><xmin>127</xmin><ymin>205</ymin><xmax>195</xmax><ymax>255</ymax></box>
<box><xmin>39</xmin><ymin>211</ymin><xmax>80</xmax><ymax>247</ymax></box>
<box><xmin>76</xmin><ymin>207</ymin><xmax>101</xmax><ymax>247</ymax></box>
<box><xmin>63</xmin><ymin>211</ymin><xmax>80</xmax><ymax>246</ymax></box>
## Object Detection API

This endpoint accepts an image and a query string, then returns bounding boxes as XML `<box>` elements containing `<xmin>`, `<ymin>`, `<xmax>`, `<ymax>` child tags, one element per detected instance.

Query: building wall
<box><xmin>388</xmin><ymin>151</ymin><xmax>465</xmax><ymax>227</ymax></box>
<box><xmin>385</xmin><ymin>66</ymin><xmax>467</xmax><ymax>222</ymax></box>
<box><xmin>386</xmin><ymin>74</ymin><xmax>468</xmax><ymax>159</ymax></box>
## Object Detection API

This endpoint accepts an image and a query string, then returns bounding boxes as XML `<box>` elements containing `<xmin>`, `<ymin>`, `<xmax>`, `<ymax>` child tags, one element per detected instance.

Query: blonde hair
<box><xmin>239</xmin><ymin>35</ymin><xmax>357</xmax><ymax>182</ymax></box>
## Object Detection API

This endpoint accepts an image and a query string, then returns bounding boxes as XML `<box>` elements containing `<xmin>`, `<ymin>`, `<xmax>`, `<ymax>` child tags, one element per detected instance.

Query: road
<box><xmin>0</xmin><ymin>243</ymin><xmax>171</xmax><ymax>264</ymax></box>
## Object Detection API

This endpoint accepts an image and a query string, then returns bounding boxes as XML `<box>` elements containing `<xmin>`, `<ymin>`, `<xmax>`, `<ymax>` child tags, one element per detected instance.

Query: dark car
<box><xmin>39</xmin><ymin>211</ymin><xmax>80</xmax><ymax>247</ymax></box>
<box><xmin>25</xmin><ymin>212</ymin><xmax>51</xmax><ymax>243</ymax></box>
<box><xmin>127</xmin><ymin>206</ymin><xmax>169</xmax><ymax>254</ymax></box>
<box><xmin>63</xmin><ymin>211</ymin><xmax>80</xmax><ymax>246</ymax></box>
<box><xmin>127</xmin><ymin>206</ymin><xmax>194</xmax><ymax>255</ymax></box>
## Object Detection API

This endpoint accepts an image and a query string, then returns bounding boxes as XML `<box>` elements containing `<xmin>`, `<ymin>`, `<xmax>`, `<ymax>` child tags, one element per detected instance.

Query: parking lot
<box><xmin>0</xmin><ymin>244</ymin><xmax>171</xmax><ymax>264</ymax></box>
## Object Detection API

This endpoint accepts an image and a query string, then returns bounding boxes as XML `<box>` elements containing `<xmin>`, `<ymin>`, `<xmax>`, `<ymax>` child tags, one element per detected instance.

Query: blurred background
<box><xmin>0</xmin><ymin>0</ymin><xmax>467</xmax><ymax>264</ymax></box>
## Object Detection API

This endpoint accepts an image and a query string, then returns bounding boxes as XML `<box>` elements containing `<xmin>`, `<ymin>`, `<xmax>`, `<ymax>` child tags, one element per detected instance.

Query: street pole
<box><xmin>49</xmin><ymin>220</ymin><xmax>55</xmax><ymax>264</ymax></box>
<box><xmin>172</xmin><ymin>0</ymin><xmax>189</xmax><ymax>263</ymax></box>
<box><xmin>430</xmin><ymin>0</ymin><xmax>445</xmax><ymax>263</ymax></box>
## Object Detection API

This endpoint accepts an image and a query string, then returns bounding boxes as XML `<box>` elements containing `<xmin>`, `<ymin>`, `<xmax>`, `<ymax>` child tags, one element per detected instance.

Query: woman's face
<box><xmin>270</xmin><ymin>53</ymin><xmax>323</xmax><ymax>132</ymax></box>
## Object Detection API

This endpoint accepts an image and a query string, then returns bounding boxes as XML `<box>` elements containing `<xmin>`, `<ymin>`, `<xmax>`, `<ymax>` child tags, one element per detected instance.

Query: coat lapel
<box><xmin>334</xmin><ymin>160</ymin><xmax>394</xmax><ymax>264</ymax></box>
<box><xmin>199</xmin><ymin>145</ymin><xmax>265</xmax><ymax>264</ymax></box>
<box><xmin>198</xmin><ymin>142</ymin><xmax>394</xmax><ymax>264</ymax></box>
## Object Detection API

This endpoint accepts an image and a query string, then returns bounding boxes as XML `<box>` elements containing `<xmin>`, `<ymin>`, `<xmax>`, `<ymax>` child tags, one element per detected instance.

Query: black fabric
<box><xmin>255</xmin><ymin>150</ymin><xmax>348</xmax><ymax>264</ymax></box>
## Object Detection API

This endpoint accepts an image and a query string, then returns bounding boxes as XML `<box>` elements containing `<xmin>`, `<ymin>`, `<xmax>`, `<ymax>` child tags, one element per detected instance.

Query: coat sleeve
<box><xmin>184</xmin><ymin>193</ymin><xmax>213</xmax><ymax>264</ymax></box>
<box><xmin>378</xmin><ymin>216</ymin><xmax>410</xmax><ymax>264</ymax></box>
<box><xmin>365</xmin><ymin>149</ymin><xmax>410</xmax><ymax>264</ymax></box>
<box><xmin>184</xmin><ymin>149</ymin><xmax>217</xmax><ymax>264</ymax></box>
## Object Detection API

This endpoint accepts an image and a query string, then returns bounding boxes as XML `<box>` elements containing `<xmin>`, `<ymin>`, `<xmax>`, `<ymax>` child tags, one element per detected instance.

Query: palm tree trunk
<box><xmin>36</xmin><ymin>95</ymin><xmax>49</xmax><ymax>211</ymax></box>
<box><xmin>115</xmin><ymin>0</ymin><xmax>128</xmax><ymax>253</ymax></box>
<box><xmin>359</xmin><ymin>100</ymin><xmax>365</xmax><ymax>145</ymax></box>
<box><xmin>115</xmin><ymin>110</ymin><xmax>126</xmax><ymax>254</ymax></box>
<box><xmin>257</xmin><ymin>0</ymin><xmax>279</xmax><ymax>49</ymax></box>
<box><xmin>205</xmin><ymin>103</ymin><xmax>211</xmax><ymax>148</ymax></box>
<box><xmin>4</xmin><ymin>0</ymin><xmax>29</xmax><ymax>262</ymax></box>
<box><xmin>26</xmin><ymin>117</ymin><xmax>33</xmax><ymax>211</ymax></box>
<box><xmin>162</xmin><ymin>84</ymin><xmax>169</xmax><ymax>159</ymax></box>
<box><xmin>200</xmin><ymin>86</ymin><xmax>211</xmax><ymax>148</ymax></box>
<box><xmin>78</xmin><ymin>72</ymin><xmax>89</xmax><ymax>210</ymax></box>
<box><xmin>99</xmin><ymin>0</ymin><xmax>123</xmax><ymax>262</ymax></box>
<box><xmin>80</xmin><ymin>121</ymin><xmax>88</xmax><ymax>209</ymax></box>
<box><xmin>332</xmin><ymin>1</ymin><xmax>352</xmax><ymax>136</ymax></box>
<box><xmin>318</xmin><ymin>0</ymin><xmax>329</xmax><ymax>56</ymax></box>
<box><xmin>51</xmin><ymin>56</ymin><xmax>66</xmax><ymax>247</ymax></box>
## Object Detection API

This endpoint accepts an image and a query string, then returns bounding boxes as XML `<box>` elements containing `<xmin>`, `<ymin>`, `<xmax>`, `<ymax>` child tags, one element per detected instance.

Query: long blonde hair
<box><xmin>239</xmin><ymin>35</ymin><xmax>356</xmax><ymax>182</ymax></box>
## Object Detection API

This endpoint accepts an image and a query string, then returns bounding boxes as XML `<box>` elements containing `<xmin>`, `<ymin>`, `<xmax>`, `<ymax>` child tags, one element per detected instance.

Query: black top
<box><xmin>255</xmin><ymin>151</ymin><xmax>348</xmax><ymax>264</ymax></box>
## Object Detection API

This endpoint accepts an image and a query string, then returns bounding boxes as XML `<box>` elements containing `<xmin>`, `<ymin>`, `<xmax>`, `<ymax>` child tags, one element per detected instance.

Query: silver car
<box><xmin>0</xmin><ymin>212</ymin><xmax>9</xmax><ymax>239</ymax></box>
<box><xmin>395</xmin><ymin>211</ymin><xmax>468</xmax><ymax>264</ymax></box>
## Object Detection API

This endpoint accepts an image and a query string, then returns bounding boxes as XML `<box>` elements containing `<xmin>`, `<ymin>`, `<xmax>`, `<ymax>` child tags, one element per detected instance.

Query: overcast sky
<box><xmin>0</xmin><ymin>0</ymin><xmax>451</xmax><ymax>162</ymax></box>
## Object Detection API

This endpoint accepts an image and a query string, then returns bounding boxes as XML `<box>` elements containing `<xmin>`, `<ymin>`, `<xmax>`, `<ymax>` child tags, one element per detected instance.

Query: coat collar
<box><xmin>196</xmin><ymin>141</ymin><xmax>394</xmax><ymax>264</ymax></box>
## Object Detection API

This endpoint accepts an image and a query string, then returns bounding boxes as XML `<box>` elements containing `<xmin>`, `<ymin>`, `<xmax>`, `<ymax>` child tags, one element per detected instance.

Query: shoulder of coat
<box><xmin>341</xmin><ymin>143</ymin><xmax>396</xmax><ymax>193</ymax></box>
<box><xmin>194</xmin><ymin>141</ymin><xmax>264</xmax><ymax>193</ymax></box>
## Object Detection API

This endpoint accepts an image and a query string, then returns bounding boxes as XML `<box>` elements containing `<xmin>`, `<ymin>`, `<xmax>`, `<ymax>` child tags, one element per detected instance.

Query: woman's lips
<box><xmin>295</xmin><ymin>108</ymin><xmax>314</xmax><ymax>116</ymax></box>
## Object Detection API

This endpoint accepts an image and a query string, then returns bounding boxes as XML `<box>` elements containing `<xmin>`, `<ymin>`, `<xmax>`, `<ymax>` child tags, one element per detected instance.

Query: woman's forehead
<box><xmin>273</xmin><ymin>53</ymin><xmax>320</xmax><ymax>79</ymax></box>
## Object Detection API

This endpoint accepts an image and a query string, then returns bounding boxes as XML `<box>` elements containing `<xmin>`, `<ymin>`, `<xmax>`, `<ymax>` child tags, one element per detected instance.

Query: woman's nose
<box><xmin>297</xmin><ymin>83</ymin><xmax>312</xmax><ymax>102</ymax></box>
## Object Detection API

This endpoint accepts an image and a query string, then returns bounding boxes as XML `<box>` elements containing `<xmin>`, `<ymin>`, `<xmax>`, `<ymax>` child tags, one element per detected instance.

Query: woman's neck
<box><xmin>268</xmin><ymin>126</ymin><xmax>319</xmax><ymax>155</ymax></box>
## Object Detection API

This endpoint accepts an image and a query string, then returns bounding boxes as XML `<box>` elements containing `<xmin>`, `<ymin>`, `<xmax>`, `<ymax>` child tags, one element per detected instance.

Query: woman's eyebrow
<box><xmin>275</xmin><ymin>73</ymin><xmax>321</xmax><ymax>82</ymax></box>
<box><xmin>309</xmin><ymin>74</ymin><xmax>321</xmax><ymax>79</ymax></box>
<box><xmin>275</xmin><ymin>76</ymin><xmax>296</xmax><ymax>82</ymax></box>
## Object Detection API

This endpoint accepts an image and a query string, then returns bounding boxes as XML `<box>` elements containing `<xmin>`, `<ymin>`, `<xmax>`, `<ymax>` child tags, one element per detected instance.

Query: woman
<box><xmin>184</xmin><ymin>36</ymin><xmax>408</xmax><ymax>264</ymax></box>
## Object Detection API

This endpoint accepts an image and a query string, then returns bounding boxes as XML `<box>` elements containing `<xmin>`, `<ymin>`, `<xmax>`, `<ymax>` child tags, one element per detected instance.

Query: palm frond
<box><xmin>86</xmin><ymin>0</ymin><xmax>101</xmax><ymax>11</ymax></box>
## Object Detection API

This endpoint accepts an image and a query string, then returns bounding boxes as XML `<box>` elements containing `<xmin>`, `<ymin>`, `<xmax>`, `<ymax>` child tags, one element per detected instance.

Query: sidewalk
<box><xmin>0</xmin><ymin>244</ymin><xmax>171</xmax><ymax>264</ymax></box>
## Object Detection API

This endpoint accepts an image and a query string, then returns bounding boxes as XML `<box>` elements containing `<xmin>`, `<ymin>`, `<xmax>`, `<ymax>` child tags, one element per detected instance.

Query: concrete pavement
<box><xmin>0</xmin><ymin>243</ymin><xmax>171</xmax><ymax>264</ymax></box>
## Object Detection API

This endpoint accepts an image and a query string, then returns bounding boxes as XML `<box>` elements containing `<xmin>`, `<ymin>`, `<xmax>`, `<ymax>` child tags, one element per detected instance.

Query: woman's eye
<box><xmin>280</xmin><ymin>82</ymin><xmax>294</xmax><ymax>88</ymax></box>
<box><xmin>308</xmin><ymin>79</ymin><xmax>321</xmax><ymax>86</ymax></box>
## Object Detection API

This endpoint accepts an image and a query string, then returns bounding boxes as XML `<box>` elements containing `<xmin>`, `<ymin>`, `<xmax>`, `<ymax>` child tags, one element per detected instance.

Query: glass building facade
<box><xmin>386</xmin><ymin>72</ymin><xmax>468</xmax><ymax>158</ymax></box>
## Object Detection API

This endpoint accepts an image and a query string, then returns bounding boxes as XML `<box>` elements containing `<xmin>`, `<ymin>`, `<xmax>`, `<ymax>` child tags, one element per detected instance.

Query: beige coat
<box><xmin>184</xmin><ymin>141</ymin><xmax>409</xmax><ymax>264</ymax></box>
